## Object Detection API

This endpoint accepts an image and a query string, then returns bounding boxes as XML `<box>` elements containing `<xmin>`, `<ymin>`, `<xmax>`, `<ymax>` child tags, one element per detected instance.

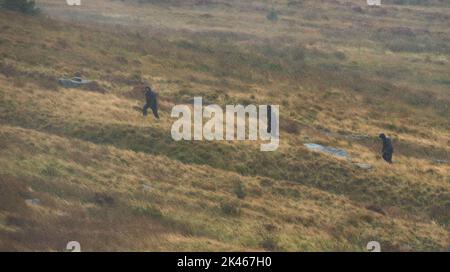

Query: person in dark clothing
<box><xmin>267</xmin><ymin>105</ymin><xmax>272</xmax><ymax>133</ymax></box>
<box><xmin>143</xmin><ymin>86</ymin><xmax>159</xmax><ymax>119</ymax></box>
<box><xmin>379</xmin><ymin>133</ymin><xmax>393</xmax><ymax>163</ymax></box>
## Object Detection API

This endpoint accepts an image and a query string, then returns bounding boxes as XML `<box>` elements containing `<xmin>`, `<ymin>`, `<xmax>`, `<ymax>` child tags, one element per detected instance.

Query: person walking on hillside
<box><xmin>267</xmin><ymin>105</ymin><xmax>272</xmax><ymax>133</ymax></box>
<box><xmin>143</xmin><ymin>86</ymin><xmax>159</xmax><ymax>119</ymax></box>
<box><xmin>379</xmin><ymin>133</ymin><xmax>393</xmax><ymax>163</ymax></box>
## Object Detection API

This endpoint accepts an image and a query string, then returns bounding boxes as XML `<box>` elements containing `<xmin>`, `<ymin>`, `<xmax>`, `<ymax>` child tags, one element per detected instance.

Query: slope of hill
<box><xmin>0</xmin><ymin>0</ymin><xmax>449</xmax><ymax>251</ymax></box>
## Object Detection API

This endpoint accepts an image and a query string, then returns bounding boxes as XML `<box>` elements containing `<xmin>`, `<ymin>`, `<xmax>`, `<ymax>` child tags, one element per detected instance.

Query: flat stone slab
<box><xmin>304</xmin><ymin>143</ymin><xmax>350</xmax><ymax>159</ymax></box>
<box><xmin>58</xmin><ymin>77</ymin><xmax>92</xmax><ymax>88</ymax></box>
<box><xmin>354</xmin><ymin>163</ymin><xmax>373</xmax><ymax>170</ymax></box>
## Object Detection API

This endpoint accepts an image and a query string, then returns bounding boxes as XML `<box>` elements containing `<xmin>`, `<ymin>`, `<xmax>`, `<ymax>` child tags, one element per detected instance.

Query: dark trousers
<box><xmin>143</xmin><ymin>103</ymin><xmax>159</xmax><ymax>119</ymax></box>
<box><xmin>382</xmin><ymin>152</ymin><xmax>393</xmax><ymax>163</ymax></box>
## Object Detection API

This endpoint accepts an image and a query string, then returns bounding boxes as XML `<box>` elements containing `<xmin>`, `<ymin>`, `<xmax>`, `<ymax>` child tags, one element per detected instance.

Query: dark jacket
<box><xmin>381</xmin><ymin>137</ymin><xmax>393</xmax><ymax>154</ymax></box>
<box><xmin>143</xmin><ymin>88</ymin><xmax>159</xmax><ymax>118</ymax></box>
<box><xmin>145</xmin><ymin>89</ymin><xmax>157</xmax><ymax>106</ymax></box>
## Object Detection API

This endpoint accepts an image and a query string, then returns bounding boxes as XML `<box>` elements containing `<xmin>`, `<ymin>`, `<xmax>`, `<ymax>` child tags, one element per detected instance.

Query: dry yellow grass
<box><xmin>0</xmin><ymin>0</ymin><xmax>449</xmax><ymax>251</ymax></box>
<box><xmin>1</xmin><ymin>125</ymin><xmax>448</xmax><ymax>251</ymax></box>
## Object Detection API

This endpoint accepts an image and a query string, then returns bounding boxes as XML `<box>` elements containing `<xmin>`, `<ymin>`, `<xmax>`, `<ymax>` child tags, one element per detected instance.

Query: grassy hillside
<box><xmin>0</xmin><ymin>0</ymin><xmax>449</xmax><ymax>251</ymax></box>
